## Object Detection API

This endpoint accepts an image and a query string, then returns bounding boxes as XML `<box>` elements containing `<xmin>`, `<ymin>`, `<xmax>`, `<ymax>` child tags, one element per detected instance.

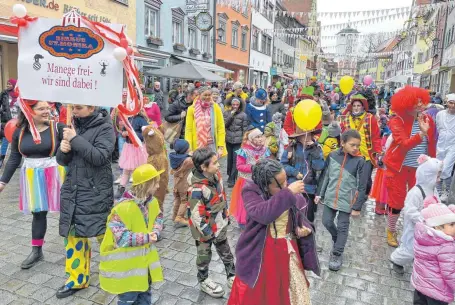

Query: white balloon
<box><xmin>113</xmin><ymin>47</ymin><xmax>127</xmax><ymax>61</ymax></box>
<box><xmin>13</xmin><ymin>4</ymin><xmax>27</xmax><ymax>18</ymax></box>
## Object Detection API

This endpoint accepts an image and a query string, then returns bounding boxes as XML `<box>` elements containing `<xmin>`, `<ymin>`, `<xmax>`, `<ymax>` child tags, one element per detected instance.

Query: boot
<box><xmin>392</xmin><ymin>262</ymin><xmax>405</xmax><ymax>275</ymax></box>
<box><xmin>21</xmin><ymin>246</ymin><xmax>44</xmax><ymax>269</ymax></box>
<box><xmin>174</xmin><ymin>216</ymin><xmax>188</xmax><ymax>228</ymax></box>
<box><xmin>114</xmin><ymin>185</ymin><xmax>125</xmax><ymax>200</ymax></box>
<box><xmin>0</xmin><ymin>155</ymin><xmax>5</xmax><ymax>169</ymax></box>
<box><xmin>387</xmin><ymin>229</ymin><xmax>399</xmax><ymax>248</ymax></box>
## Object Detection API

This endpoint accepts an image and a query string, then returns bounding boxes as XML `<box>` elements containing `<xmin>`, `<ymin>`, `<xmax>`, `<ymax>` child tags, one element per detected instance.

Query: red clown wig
<box><xmin>390</xmin><ymin>86</ymin><xmax>430</xmax><ymax>115</ymax></box>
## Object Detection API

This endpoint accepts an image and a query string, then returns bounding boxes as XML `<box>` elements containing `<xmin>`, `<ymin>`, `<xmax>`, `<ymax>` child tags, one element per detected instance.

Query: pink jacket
<box><xmin>144</xmin><ymin>103</ymin><xmax>162</xmax><ymax>126</ymax></box>
<box><xmin>412</xmin><ymin>222</ymin><xmax>455</xmax><ymax>303</ymax></box>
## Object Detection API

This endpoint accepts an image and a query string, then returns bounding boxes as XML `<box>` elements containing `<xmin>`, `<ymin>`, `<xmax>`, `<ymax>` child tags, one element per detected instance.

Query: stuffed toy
<box><xmin>142</xmin><ymin>124</ymin><xmax>169</xmax><ymax>213</ymax></box>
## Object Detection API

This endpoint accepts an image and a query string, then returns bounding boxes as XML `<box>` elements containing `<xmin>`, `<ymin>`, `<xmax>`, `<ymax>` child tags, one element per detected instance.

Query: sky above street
<box><xmin>317</xmin><ymin>0</ymin><xmax>414</xmax><ymax>48</ymax></box>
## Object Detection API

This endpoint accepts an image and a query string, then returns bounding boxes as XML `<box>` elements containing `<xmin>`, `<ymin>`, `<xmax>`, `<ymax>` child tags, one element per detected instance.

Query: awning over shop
<box><xmin>134</xmin><ymin>52</ymin><xmax>158</xmax><ymax>64</ymax></box>
<box><xmin>175</xmin><ymin>56</ymin><xmax>233</xmax><ymax>73</ymax></box>
<box><xmin>284</xmin><ymin>73</ymin><xmax>297</xmax><ymax>80</ymax></box>
<box><xmin>385</xmin><ymin>74</ymin><xmax>410</xmax><ymax>84</ymax></box>
<box><xmin>278</xmin><ymin>73</ymin><xmax>291</xmax><ymax>80</ymax></box>
<box><xmin>0</xmin><ymin>23</ymin><xmax>18</xmax><ymax>42</ymax></box>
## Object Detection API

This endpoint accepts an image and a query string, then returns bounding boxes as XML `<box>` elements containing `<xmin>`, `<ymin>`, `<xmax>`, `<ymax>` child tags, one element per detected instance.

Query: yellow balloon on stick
<box><xmin>293</xmin><ymin>99</ymin><xmax>322</xmax><ymax>131</ymax></box>
<box><xmin>339</xmin><ymin>76</ymin><xmax>355</xmax><ymax>95</ymax></box>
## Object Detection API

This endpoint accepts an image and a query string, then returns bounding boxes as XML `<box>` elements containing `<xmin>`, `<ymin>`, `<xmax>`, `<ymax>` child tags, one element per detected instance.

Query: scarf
<box><xmin>351</xmin><ymin>110</ymin><xmax>365</xmax><ymax>118</ymax></box>
<box><xmin>242</xmin><ymin>142</ymin><xmax>268</xmax><ymax>160</ymax></box>
<box><xmin>169</xmin><ymin>152</ymin><xmax>190</xmax><ymax>170</ymax></box>
<box><xmin>341</xmin><ymin>113</ymin><xmax>372</xmax><ymax>151</ymax></box>
<box><xmin>194</xmin><ymin>99</ymin><xmax>213</xmax><ymax>148</ymax></box>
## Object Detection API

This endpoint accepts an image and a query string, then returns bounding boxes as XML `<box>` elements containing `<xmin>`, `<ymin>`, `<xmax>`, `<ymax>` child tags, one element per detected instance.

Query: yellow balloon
<box><xmin>340</xmin><ymin>76</ymin><xmax>355</xmax><ymax>95</ymax></box>
<box><xmin>293</xmin><ymin>99</ymin><xmax>322</xmax><ymax>131</ymax></box>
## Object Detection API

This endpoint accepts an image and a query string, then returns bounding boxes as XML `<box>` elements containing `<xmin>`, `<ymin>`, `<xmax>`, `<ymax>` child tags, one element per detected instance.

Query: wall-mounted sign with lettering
<box><xmin>186</xmin><ymin>0</ymin><xmax>209</xmax><ymax>13</ymax></box>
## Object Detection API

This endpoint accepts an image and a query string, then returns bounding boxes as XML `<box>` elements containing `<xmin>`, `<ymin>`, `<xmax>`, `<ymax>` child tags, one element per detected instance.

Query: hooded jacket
<box><xmin>412</xmin><ymin>222</ymin><xmax>455</xmax><ymax>303</ymax></box>
<box><xmin>0</xmin><ymin>89</ymin><xmax>12</xmax><ymax>123</ymax></box>
<box><xmin>223</xmin><ymin>100</ymin><xmax>249</xmax><ymax>144</ymax></box>
<box><xmin>57</xmin><ymin>109</ymin><xmax>116</xmax><ymax>238</ymax></box>
<box><xmin>390</xmin><ymin>157</ymin><xmax>442</xmax><ymax>266</ymax></box>
<box><xmin>317</xmin><ymin>148</ymin><xmax>367</xmax><ymax>213</ymax></box>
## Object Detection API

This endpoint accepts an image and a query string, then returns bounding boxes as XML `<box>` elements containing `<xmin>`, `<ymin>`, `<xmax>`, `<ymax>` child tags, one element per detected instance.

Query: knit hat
<box><xmin>248</xmin><ymin>128</ymin><xmax>263</xmax><ymax>142</ymax></box>
<box><xmin>233</xmin><ymin>81</ymin><xmax>243</xmax><ymax>90</ymax></box>
<box><xmin>173</xmin><ymin>139</ymin><xmax>190</xmax><ymax>154</ymax></box>
<box><xmin>327</xmin><ymin>121</ymin><xmax>341</xmax><ymax>138</ymax></box>
<box><xmin>421</xmin><ymin>203</ymin><xmax>455</xmax><ymax>227</ymax></box>
<box><xmin>447</xmin><ymin>93</ymin><xmax>455</xmax><ymax>102</ymax></box>
<box><xmin>255</xmin><ymin>88</ymin><xmax>267</xmax><ymax>101</ymax></box>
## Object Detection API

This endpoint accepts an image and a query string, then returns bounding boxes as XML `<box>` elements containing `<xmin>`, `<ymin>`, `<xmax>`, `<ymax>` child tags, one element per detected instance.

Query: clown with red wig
<box><xmin>382</xmin><ymin>86</ymin><xmax>436</xmax><ymax>247</ymax></box>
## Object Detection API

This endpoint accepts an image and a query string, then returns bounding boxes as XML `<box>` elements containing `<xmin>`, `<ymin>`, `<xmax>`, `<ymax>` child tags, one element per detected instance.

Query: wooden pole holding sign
<box><xmin>66</xmin><ymin>104</ymin><xmax>72</xmax><ymax>126</ymax></box>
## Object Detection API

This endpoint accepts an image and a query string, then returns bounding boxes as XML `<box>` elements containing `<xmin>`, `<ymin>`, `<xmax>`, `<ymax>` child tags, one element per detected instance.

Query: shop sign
<box><xmin>17</xmin><ymin>0</ymin><xmax>60</xmax><ymax>11</ymax></box>
<box><xmin>18</xmin><ymin>18</ymin><xmax>123</xmax><ymax>107</ymax></box>
<box><xmin>186</xmin><ymin>0</ymin><xmax>209</xmax><ymax>13</ymax></box>
<box><xmin>63</xmin><ymin>5</ymin><xmax>112</xmax><ymax>23</ymax></box>
<box><xmin>270</xmin><ymin>67</ymin><xmax>277</xmax><ymax>76</ymax></box>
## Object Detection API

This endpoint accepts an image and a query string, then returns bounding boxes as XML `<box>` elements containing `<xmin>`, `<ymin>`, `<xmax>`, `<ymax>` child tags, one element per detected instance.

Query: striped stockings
<box><xmin>387</xmin><ymin>207</ymin><xmax>401</xmax><ymax>233</ymax></box>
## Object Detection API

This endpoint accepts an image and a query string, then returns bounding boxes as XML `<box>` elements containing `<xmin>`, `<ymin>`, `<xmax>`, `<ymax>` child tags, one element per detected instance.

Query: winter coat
<box><xmin>185</xmin><ymin>103</ymin><xmax>227</xmax><ymax>157</ymax></box>
<box><xmin>245</xmin><ymin>102</ymin><xmax>272</xmax><ymax>133</ymax></box>
<box><xmin>129</xmin><ymin>115</ymin><xmax>149</xmax><ymax>143</ymax></box>
<box><xmin>383</xmin><ymin>114</ymin><xmax>436</xmax><ymax>173</ymax></box>
<box><xmin>267</xmin><ymin>100</ymin><xmax>286</xmax><ymax>118</ymax></box>
<box><xmin>151</xmin><ymin>89</ymin><xmax>165</xmax><ymax>111</ymax></box>
<box><xmin>236</xmin><ymin>181</ymin><xmax>320</xmax><ymax>288</ymax></box>
<box><xmin>281</xmin><ymin>141</ymin><xmax>325</xmax><ymax>194</ymax></box>
<box><xmin>171</xmin><ymin>157</ymin><xmax>193</xmax><ymax>198</ymax></box>
<box><xmin>57</xmin><ymin>109</ymin><xmax>116</xmax><ymax>238</ymax></box>
<box><xmin>223</xmin><ymin>104</ymin><xmax>249</xmax><ymax>145</ymax></box>
<box><xmin>165</xmin><ymin>95</ymin><xmax>191</xmax><ymax>139</ymax></box>
<box><xmin>391</xmin><ymin>157</ymin><xmax>442</xmax><ymax>266</ymax></box>
<box><xmin>317</xmin><ymin>148</ymin><xmax>367</xmax><ymax>213</ymax></box>
<box><xmin>187</xmin><ymin>170</ymin><xmax>229</xmax><ymax>242</ymax></box>
<box><xmin>144</xmin><ymin>102</ymin><xmax>162</xmax><ymax>126</ymax></box>
<box><xmin>0</xmin><ymin>90</ymin><xmax>12</xmax><ymax>123</ymax></box>
<box><xmin>412</xmin><ymin>222</ymin><xmax>455</xmax><ymax>303</ymax></box>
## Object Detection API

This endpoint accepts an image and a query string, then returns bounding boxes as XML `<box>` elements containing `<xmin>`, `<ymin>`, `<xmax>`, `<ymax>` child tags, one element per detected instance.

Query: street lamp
<box><xmin>217</xmin><ymin>27</ymin><xmax>225</xmax><ymax>41</ymax></box>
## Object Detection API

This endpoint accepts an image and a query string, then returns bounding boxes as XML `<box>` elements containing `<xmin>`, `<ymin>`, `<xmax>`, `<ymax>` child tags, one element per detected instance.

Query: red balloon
<box><xmin>4</xmin><ymin>119</ymin><xmax>18</xmax><ymax>143</ymax></box>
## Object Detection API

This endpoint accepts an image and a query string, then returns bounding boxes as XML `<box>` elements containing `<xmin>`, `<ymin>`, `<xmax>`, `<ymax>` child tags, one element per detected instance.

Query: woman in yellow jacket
<box><xmin>185</xmin><ymin>86</ymin><xmax>227</xmax><ymax>158</ymax></box>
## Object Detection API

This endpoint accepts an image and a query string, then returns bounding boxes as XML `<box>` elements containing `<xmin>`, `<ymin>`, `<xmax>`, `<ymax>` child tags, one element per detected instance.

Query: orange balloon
<box><xmin>4</xmin><ymin>119</ymin><xmax>18</xmax><ymax>143</ymax></box>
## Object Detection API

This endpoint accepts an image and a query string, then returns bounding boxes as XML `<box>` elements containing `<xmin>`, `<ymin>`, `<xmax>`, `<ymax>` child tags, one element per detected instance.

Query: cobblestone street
<box><xmin>0</xmin><ymin>161</ymin><xmax>450</xmax><ymax>305</ymax></box>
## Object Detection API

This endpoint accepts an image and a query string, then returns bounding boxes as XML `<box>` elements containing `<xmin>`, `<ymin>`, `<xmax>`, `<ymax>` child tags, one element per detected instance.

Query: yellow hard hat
<box><xmin>131</xmin><ymin>164</ymin><xmax>164</xmax><ymax>186</ymax></box>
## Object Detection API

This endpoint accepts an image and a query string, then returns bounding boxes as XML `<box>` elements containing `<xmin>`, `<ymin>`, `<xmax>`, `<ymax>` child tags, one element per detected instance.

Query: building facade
<box><xmin>215</xmin><ymin>1</ymin><xmax>252</xmax><ymax>83</ymax></box>
<box><xmin>0</xmin><ymin>0</ymin><xmax>137</xmax><ymax>88</ymax></box>
<box><xmin>334</xmin><ymin>27</ymin><xmax>359</xmax><ymax>81</ymax></box>
<box><xmin>271</xmin><ymin>0</ymin><xmax>296</xmax><ymax>84</ymax></box>
<box><xmin>136</xmin><ymin>0</ymin><xmax>231</xmax><ymax>91</ymax></box>
<box><xmin>441</xmin><ymin>5</ymin><xmax>455</xmax><ymax>93</ymax></box>
<box><xmin>249</xmin><ymin>0</ymin><xmax>274</xmax><ymax>87</ymax></box>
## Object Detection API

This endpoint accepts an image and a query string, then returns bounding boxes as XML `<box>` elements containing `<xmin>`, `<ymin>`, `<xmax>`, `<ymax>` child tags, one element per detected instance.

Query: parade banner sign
<box><xmin>17</xmin><ymin>16</ymin><xmax>123</xmax><ymax>107</ymax></box>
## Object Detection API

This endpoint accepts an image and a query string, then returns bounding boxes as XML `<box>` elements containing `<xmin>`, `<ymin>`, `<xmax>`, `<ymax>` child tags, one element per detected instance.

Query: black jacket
<box><xmin>223</xmin><ymin>101</ymin><xmax>249</xmax><ymax>144</ymax></box>
<box><xmin>0</xmin><ymin>90</ymin><xmax>12</xmax><ymax>123</ymax></box>
<box><xmin>57</xmin><ymin>109</ymin><xmax>115</xmax><ymax>238</ymax></box>
<box><xmin>165</xmin><ymin>95</ymin><xmax>191</xmax><ymax>139</ymax></box>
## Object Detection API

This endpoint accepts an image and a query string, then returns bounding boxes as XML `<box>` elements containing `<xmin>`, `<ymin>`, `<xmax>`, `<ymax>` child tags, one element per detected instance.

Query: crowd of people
<box><xmin>0</xmin><ymin>76</ymin><xmax>454</xmax><ymax>305</ymax></box>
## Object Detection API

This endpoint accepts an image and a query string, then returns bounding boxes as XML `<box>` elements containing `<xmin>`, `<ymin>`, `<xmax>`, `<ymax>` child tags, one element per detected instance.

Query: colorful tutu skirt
<box><xmin>118</xmin><ymin>142</ymin><xmax>148</xmax><ymax>170</ymax></box>
<box><xmin>228</xmin><ymin>233</ymin><xmax>311</xmax><ymax>305</ymax></box>
<box><xmin>19</xmin><ymin>157</ymin><xmax>66</xmax><ymax>214</ymax></box>
<box><xmin>229</xmin><ymin>177</ymin><xmax>247</xmax><ymax>226</ymax></box>
<box><xmin>370</xmin><ymin>168</ymin><xmax>388</xmax><ymax>214</ymax></box>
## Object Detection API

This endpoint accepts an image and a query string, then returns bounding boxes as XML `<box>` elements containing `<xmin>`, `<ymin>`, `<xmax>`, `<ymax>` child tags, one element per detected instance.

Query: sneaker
<box><xmin>227</xmin><ymin>276</ymin><xmax>235</xmax><ymax>289</ymax></box>
<box><xmin>392</xmin><ymin>262</ymin><xmax>405</xmax><ymax>275</ymax></box>
<box><xmin>328</xmin><ymin>252</ymin><xmax>343</xmax><ymax>271</ymax></box>
<box><xmin>200</xmin><ymin>278</ymin><xmax>225</xmax><ymax>298</ymax></box>
<box><xmin>174</xmin><ymin>216</ymin><xmax>189</xmax><ymax>228</ymax></box>
<box><xmin>114</xmin><ymin>177</ymin><xmax>121</xmax><ymax>185</ymax></box>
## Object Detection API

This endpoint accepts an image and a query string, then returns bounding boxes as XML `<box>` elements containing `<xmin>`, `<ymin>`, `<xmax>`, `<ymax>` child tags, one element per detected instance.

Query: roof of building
<box><xmin>336</xmin><ymin>26</ymin><xmax>360</xmax><ymax>35</ymax></box>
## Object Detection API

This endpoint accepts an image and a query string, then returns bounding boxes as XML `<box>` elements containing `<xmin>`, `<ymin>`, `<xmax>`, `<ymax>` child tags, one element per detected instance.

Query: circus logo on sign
<box><xmin>39</xmin><ymin>26</ymin><xmax>104</xmax><ymax>60</ymax></box>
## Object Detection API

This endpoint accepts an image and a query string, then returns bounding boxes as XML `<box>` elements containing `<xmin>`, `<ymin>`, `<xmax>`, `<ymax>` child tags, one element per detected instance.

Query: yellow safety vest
<box><xmin>99</xmin><ymin>197</ymin><xmax>164</xmax><ymax>295</ymax></box>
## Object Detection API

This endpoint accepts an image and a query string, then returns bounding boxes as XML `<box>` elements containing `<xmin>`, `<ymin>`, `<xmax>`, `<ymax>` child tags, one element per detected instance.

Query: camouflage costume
<box><xmin>187</xmin><ymin>169</ymin><xmax>235</xmax><ymax>282</ymax></box>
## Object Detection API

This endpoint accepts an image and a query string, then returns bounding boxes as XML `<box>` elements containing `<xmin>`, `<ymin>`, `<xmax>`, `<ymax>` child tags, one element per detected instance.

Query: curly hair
<box><xmin>252</xmin><ymin>159</ymin><xmax>284</xmax><ymax>199</ymax></box>
<box><xmin>390</xmin><ymin>86</ymin><xmax>430</xmax><ymax>115</ymax></box>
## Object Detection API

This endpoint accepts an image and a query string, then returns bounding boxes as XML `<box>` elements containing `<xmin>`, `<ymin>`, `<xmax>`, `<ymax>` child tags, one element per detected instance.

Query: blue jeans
<box><xmin>118</xmin><ymin>287</ymin><xmax>151</xmax><ymax>305</ymax></box>
<box><xmin>1</xmin><ymin>138</ymin><xmax>8</xmax><ymax>155</ymax></box>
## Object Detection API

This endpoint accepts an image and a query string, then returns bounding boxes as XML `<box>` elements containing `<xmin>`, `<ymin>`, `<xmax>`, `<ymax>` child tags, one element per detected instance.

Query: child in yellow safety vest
<box><xmin>99</xmin><ymin>164</ymin><xmax>164</xmax><ymax>305</ymax></box>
